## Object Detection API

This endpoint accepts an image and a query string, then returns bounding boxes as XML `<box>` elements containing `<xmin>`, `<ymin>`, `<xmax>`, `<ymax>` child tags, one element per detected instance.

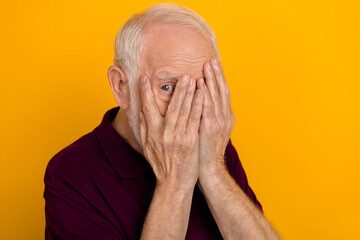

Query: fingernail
<box><xmin>141</xmin><ymin>76</ymin><xmax>147</xmax><ymax>84</ymax></box>
<box><xmin>190</xmin><ymin>79</ymin><xmax>194</xmax><ymax>85</ymax></box>
<box><xmin>181</xmin><ymin>75</ymin><xmax>188</xmax><ymax>83</ymax></box>
<box><xmin>196</xmin><ymin>90</ymin><xmax>202</xmax><ymax>98</ymax></box>
<box><xmin>212</xmin><ymin>59</ymin><xmax>218</xmax><ymax>66</ymax></box>
<box><xmin>207</xmin><ymin>63</ymin><xmax>211</xmax><ymax>71</ymax></box>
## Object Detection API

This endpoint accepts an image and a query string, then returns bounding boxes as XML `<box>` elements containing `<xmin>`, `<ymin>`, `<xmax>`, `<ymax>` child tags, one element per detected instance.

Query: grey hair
<box><xmin>113</xmin><ymin>3</ymin><xmax>221</xmax><ymax>85</ymax></box>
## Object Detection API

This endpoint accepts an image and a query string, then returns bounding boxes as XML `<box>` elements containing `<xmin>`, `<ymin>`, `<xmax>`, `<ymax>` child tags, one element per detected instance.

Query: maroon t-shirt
<box><xmin>43</xmin><ymin>106</ymin><xmax>262</xmax><ymax>240</ymax></box>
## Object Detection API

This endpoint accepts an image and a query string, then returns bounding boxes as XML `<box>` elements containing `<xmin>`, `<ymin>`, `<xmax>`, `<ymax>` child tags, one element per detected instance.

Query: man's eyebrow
<box><xmin>154</xmin><ymin>71</ymin><xmax>182</xmax><ymax>82</ymax></box>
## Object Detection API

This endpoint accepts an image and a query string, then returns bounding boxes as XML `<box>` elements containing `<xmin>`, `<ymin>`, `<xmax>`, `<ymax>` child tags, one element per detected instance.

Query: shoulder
<box><xmin>224</xmin><ymin>139</ymin><xmax>264</xmax><ymax>212</ymax></box>
<box><xmin>224</xmin><ymin>138</ymin><xmax>249</xmax><ymax>190</ymax></box>
<box><xmin>224</xmin><ymin>138</ymin><xmax>242</xmax><ymax>171</ymax></box>
<box><xmin>44</xmin><ymin>131</ymin><xmax>103</xmax><ymax>184</ymax></box>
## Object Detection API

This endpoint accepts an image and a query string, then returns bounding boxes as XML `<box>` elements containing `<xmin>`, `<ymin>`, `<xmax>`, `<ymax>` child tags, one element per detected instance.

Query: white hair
<box><xmin>112</xmin><ymin>3</ymin><xmax>221</xmax><ymax>146</ymax></box>
<box><xmin>113</xmin><ymin>3</ymin><xmax>221</xmax><ymax>85</ymax></box>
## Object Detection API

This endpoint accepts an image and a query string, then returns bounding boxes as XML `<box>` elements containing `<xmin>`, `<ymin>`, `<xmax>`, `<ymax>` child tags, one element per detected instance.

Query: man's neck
<box><xmin>110</xmin><ymin>108</ymin><xmax>143</xmax><ymax>156</ymax></box>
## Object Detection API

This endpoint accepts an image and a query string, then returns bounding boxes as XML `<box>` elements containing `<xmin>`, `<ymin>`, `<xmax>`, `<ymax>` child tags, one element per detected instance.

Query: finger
<box><xmin>211</xmin><ymin>59</ymin><xmax>231</xmax><ymax>112</ymax></box>
<box><xmin>186</xmin><ymin>89</ymin><xmax>204</xmax><ymax>134</ymax></box>
<box><xmin>197</xmin><ymin>78</ymin><xmax>215</xmax><ymax>120</ymax></box>
<box><xmin>204</xmin><ymin>61</ymin><xmax>222</xmax><ymax>118</ymax></box>
<box><xmin>165</xmin><ymin>75</ymin><xmax>190</xmax><ymax>131</ymax></box>
<box><xmin>139</xmin><ymin>111</ymin><xmax>147</xmax><ymax>148</ymax></box>
<box><xmin>139</xmin><ymin>75</ymin><xmax>161</xmax><ymax>127</ymax></box>
<box><xmin>175</xmin><ymin>78</ymin><xmax>196</xmax><ymax>133</ymax></box>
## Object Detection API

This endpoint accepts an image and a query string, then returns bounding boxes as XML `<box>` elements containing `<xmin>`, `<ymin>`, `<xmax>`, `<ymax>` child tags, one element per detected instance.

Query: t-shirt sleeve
<box><xmin>224</xmin><ymin>138</ymin><xmax>263</xmax><ymax>213</ymax></box>
<box><xmin>43</xmin><ymin>150</ymin><xmax>126</xmax><ymax>240</ymax></box>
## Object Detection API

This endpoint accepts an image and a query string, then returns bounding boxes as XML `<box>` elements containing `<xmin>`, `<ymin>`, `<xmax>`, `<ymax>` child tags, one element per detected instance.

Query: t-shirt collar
<box><xmin>93</xmin><ymin>106</ymin><xmax>153</xmax><ymax>179</ymax></box>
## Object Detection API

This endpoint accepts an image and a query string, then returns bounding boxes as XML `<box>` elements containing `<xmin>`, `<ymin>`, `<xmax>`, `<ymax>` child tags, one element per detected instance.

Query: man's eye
<box><xmin>160</xmin><ymin>85</ymin><xmax>174</xmax><ymax>92</ymax></box>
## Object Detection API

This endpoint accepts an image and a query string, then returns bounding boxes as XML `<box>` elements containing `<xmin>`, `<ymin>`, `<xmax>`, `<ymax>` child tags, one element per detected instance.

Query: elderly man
<box><xmin>44</xmin><ymin>3</ymin><xmax>279</xmax><ymax>240</ymax></box>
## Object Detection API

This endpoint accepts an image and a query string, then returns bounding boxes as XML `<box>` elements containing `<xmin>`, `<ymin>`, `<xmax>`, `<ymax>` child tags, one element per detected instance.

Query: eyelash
<box><xmin>160</xmin><ymin>77</ymin><xmax>205</xmax><ymax>92</ymax></box>
<box><xmin>160</xmin><ymin>84</ymin><xmax>175</xmax><ymax>92</ymax></box>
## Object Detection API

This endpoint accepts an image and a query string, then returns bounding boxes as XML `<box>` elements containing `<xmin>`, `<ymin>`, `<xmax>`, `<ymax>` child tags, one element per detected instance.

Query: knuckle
<box><xmin>194</xmin><ymin>94</ymin><xmax>202</xmax><ymax>105</ymax></box>
<box><xmin>227</xmin><ymin>124</ymin><xmax>234</xmax><ymax>133</ymax></box>
<box><xmin>204</xmin><ymin>106</ymin><xmax>214</xmax><ymax>118</ymax></box>
<box><xmin>168</xmin><ymin>103</ymin><xmax>177</xmax><ymax>113</ymax></box>
<box><xmin>224</xmin><ymin>86</ymin><xmax>230</xmax><ymax>95</ymax></box>
<box><xmin>215</xmin><ymin>125</ymin><xmax>221</xmax><ymax>135</ymax></box>
<box><xmin>142</xmin><ymin>104</ymin><xmax>150</xmax><ymax>113</ymax></box>
<box><xmin>212</xmin><ymin>120</ymin><xmax>220</xmax><ymax>131</ymax></box>
<box><xmin>189</xmin><ymin>110</ymin><xmax>200</xmax><ymax>123</ymax></box>
<box><xmin>218</xmin><ymin>121</ymin><xmax>224</xmax><ymax>132</ymax></box>
<box><xmin>230</xmin><ymin>114</ymin><xmax>235</xmax><ymax>125</ymax></box>
<box><xmin>185</xmin><ymin>120</ymin><xmax>194</xmax><ymax>133</ymax></box>
<box><xmin>179</xmin><ymin>107</ymin><xmax>188</xmax><ymax>118</ymax></box>
<box><xmin>162</xmin><ymin>132</ymin><xmax>172</xmax><ymax>146</ymax></box>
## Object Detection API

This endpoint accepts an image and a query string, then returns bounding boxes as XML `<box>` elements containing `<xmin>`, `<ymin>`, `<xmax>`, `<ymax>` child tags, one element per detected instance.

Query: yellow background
<box><xmin>1</xmin><ymin>0</ymin><xmax>359</xmax><ymax>239</ymax></box>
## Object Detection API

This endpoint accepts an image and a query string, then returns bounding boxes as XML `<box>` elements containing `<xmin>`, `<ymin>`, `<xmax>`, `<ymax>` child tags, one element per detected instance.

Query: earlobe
<box><xmin>107</xmin><ymin>65</ymin><xmax>130</xmax><ymax>110</ymax></box>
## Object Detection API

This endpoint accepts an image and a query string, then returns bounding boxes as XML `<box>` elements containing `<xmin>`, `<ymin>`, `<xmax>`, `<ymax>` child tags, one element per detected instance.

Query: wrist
<box><xmin>199</xmin><ymin>159</ymin><xmax>227</xmax><ymax>179</ymax></box>
<box><xmin>197</xmin><ymin>162</ymin><xmax>227</xmax><ymax>195</ymax></box>
<box><xmin>156</xmin><ymin>177</ymin><xmax>196</xmax><ymax>195</ymax></box>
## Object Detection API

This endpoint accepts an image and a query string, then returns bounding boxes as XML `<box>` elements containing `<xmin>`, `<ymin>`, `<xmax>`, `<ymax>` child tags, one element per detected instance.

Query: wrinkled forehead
<box><xmin>142</xmin><ymin>23</ymin><xmax>214</xmax><ymax>80</ymax></box>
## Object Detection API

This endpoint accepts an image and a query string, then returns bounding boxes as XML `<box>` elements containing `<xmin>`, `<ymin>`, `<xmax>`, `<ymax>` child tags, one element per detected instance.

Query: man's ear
<box><xmin>107</xmin><ymin>65</ymin><xmax>130</xmax><ymax>110</ymax></box>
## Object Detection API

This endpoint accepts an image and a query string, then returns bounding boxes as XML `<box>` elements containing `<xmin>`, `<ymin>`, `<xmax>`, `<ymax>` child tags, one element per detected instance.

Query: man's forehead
<box><xmin>142</xmin><ymin>24</ymin><xmax>213</xmax><ymax>81</ymax></box>
<box><xmin>144</xmin><ymin>24</ymin><xmax>213</xmax><ymax>59</ymax></box>
<box><xmin>153</xmin><ymin>69</ymin><xmax>205</xmax><ymax>82</ymax></box>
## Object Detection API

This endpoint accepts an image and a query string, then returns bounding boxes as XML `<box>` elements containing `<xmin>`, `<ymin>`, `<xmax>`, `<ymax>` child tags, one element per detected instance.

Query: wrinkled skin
<box><xmin>138</xmin><ymin>23</ymin><xmax>235</xmax><ymax>187</ymax></box>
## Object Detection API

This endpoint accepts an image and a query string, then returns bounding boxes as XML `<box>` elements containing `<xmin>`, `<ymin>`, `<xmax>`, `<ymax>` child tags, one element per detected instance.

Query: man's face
<box><xmin>127</xmin><ymin>23</ymin><xmax>214</xmax><ymax>146</ymax></box>
<box><xmin>140</xmin><ymin>23</ymin><xmax>214</xmax><ymax>116</ymax></box>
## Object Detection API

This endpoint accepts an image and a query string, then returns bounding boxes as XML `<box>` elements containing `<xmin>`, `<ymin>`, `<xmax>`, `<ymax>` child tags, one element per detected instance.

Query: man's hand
<box><xmin>138</xmin><ymin>74</ymin><xmax>204</xmax><ymax>190</ymax></box>
<box><xmin>197</xmin><ymin>58</ymin><xmax>235</xmax><ymax>174</ymax></box>
<box><xmin>194</xmin><ymin>60</ymin><xmax>280</xmax><ymax>240</ymax></box>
